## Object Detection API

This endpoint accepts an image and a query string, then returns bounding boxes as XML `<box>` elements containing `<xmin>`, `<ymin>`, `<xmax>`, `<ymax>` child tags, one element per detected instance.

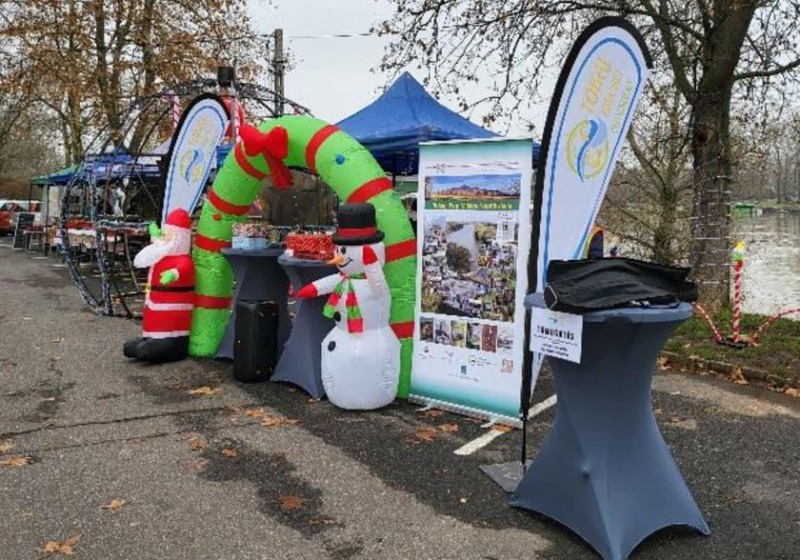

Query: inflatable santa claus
<box><xmin>123</xmin><ymin>208</ymin><xmax>195</xmax><ymax>363</ymax></box>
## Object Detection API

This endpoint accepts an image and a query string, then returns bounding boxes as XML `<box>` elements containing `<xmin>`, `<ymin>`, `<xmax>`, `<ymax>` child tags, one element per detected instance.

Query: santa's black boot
<box><xmin>134</xmin><ymin>336</ymin><xmax>189</xmax><ymax>364</ymax></box>
<box><xmin>123</xmin><ymin>337</ymin><xmax>147</xmax><ymax>359</ymax></box>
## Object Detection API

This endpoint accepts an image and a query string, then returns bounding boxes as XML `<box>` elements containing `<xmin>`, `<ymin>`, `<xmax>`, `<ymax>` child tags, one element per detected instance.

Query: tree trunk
<box><xmin>652</xmin><ymin>186</ymin><xmax>677</xmax><ymax>265</ymax></box>
<box><xmin>128</xmin><ymin>0</ymin><xmax>157</xmax><ymax>154</ymax></box>
<box><xmin>689</xmin><ymin>92</ymin><xmax>733</xmax><ymax>311</ymax></box>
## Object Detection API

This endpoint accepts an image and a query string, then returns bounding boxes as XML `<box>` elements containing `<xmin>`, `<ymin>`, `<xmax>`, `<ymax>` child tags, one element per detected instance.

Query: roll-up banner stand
<box><xmin>162</xmin><ymin>94</ymin><xmax>229</xmax><ymax>223</ymax></box>
<box><xmin>411</xmin><ymin>137</ymin><xmax>534</xmax><ymax>426</ymax></box>
<box><xmin>520</xmin><ymin>18</ymin><xmax>653</xmax><ymax>437</ymax></box>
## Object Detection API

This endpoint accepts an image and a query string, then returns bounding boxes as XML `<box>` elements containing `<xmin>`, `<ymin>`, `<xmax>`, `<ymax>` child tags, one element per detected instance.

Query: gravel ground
<box><xmin>0</xmin><ymin>239</ymin><xmax>798</xmax><ymax>560</ymax></box>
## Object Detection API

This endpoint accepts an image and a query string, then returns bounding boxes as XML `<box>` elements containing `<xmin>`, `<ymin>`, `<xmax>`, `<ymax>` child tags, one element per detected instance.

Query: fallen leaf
<box><xmin>785</xmin><ymin>387</ymin><xmax>800</xmax><ymax>398</ymax></box>
<box><xmin>279</xmin><ymin>495</ymin><xmax>306</xmax><ymax>511</ymax></box>
<box><xmin>42</xmin><ymin>533</ymin><xmax>82</xmax><ymax>556</ymax></box>
<box><xmin>186</xmin><ymin>436</ymin><xmax>207</xmax><ymax>451</ymax></box>
<box><xmin>260</xmin><ymin>415</ymin><xmax>284</xmax><ymax>427</ymax></box>
<box><xmin>221</xmin><ymin>448</ymin><xmax>238</xmax><ymax>459</ymax></box>
<box><xmin>415</xmin><ymin>427</ymin><xmax>438</xmax><ymax>442</ymax></box>
<box><xmin>459</xmin><ymin>497</ymin><xmax>468</xmax><ymax>504</ymax></box>
<box><xmin>656</xmin><ymin>355</ymin><xmax>669</xmax><ymax>370</ymax></box>
<box><xmin>439</xmin><ymin>423</ymin><xmax>459</xmax><ymax>433</ymax></box>
<box><xmin>241</xmin><ymin>408</ymin><xmax>298</xmax><ymax>427</ymax></box>
<box><xmin>51</xmin><ymin>337</ymin><xmax>64</xmax><ymax>343</ymax></box>
<box><xmin>187</xmin><ymin>386</ymin><xmax>219</xmax><ymax>396</ymax></box>
<box><xmin>261</xmin><ymin>415</ymin><xmax>299</xmax><ymax>427</ymax></box>
<box><xmin>667</xmin><ymin>415</ymin><xmax>683</xmax><ymax>423</ymax></box>
<box><xmin>0</xmin><ymin>441</ymin><xmax>14</xmax><ymax>454</ymax></box>
<box><xmin>1</xmin><ymin>455</ymin><xmax>33</xmax><ymax>467</ymax></box>
<box><xmin>493</xmin><ymin>424</ymin><xmax>513</xmax><ymax>433</ymax></box>
<box><xmin>185</xmin><ymin>459</ymin><xmax>208</xmax><ymax>473</ymax></box>
<box><xmin>654</xmin><ymin>407</ymin><xmax>663</xmax><ymax>417</ymax></box>
<box><xmin>733</xmin><ymin>378</ymin><xmax>750</xmax><ymax>386</ymax></box>
<box><xmin>42</xmin><ymin>397</ymin><xmax>56</xmax><ymax>402</ymax></box>
<box><xmin>100</xmin><ymin>498</ymin><xmax>125</xmax><ymax>511</ymax></box>
<box><xmin>421</xmin><ymin>409</ymin><xmax>444</xmax><ymax>418</ymax></box>
<box><xmin>724</xmin><ymin>491</ymin><xmax>745</xmax><ymax>506</ymax></box>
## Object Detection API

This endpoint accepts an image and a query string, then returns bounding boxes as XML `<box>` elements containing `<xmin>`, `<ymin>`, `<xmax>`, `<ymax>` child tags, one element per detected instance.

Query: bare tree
<box><xmin>0</xmin><ymin>0</ymin><xmax>267</xmax><ymax>164</ymax></box>
<box><xmin>377</xmin><ymin>0</ymin><xmax>800</xmax><ymax>310</ymax></box>
<box><xmin>601</xmin><ymin>79</ymin><xmax>693</xmax><ymax>265</ymax></box>
<box><xmin>0</xmin><ymin>100</ymin><xmax>61</xmax><ymax>197</ymax></box>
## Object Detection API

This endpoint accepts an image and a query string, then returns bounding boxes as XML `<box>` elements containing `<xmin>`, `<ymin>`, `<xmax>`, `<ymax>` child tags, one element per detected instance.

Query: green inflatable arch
<box><xmin>189</xmin><ymin>115</ymin><xmax>417</xmax><ymax>398</ymax></box>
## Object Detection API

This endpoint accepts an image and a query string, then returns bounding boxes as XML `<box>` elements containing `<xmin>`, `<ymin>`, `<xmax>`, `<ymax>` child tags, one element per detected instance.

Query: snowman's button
<box><xmin>333</xmin><ymin>311</ymin><xmax>341</xmax><ymax>322</ymax></box>
<box><xmin>328</xmin><ymin>341</ymin><xmax>336</xmax><ymax>351</ymax></box>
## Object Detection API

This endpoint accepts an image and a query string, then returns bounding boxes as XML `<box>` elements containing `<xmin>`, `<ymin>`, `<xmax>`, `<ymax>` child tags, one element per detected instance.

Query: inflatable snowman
<box><xmin>295</xmin><ymin>203</ymin><xmax>400</xmax><ymax>410</ymax></box>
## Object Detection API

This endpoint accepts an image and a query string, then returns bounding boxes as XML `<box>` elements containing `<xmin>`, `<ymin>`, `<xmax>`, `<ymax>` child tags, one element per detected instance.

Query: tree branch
<box><xmin>735</xmin><ymin>56</ymin><xmax>800</xmax><ymax>81</ymax></box>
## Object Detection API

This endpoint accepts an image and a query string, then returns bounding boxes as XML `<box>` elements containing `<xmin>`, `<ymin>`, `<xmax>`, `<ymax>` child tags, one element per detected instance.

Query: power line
<box><xmin>288</xmin><ymin>32</ymin><xmax>380</xmax><ymax>39</ymax></box>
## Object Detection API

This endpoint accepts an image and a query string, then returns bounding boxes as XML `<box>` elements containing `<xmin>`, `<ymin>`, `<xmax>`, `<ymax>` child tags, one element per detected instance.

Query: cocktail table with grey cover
<box><xmin>217</xmin><ymin>248</ymin><xmax>291</xmax><ymax>361</ymax></box>
<box><xmin>511</xmin><ymin>296</ymin><xmax>709</xmax><ymax>560</ymax></box>
<box><xmin>272</xmin><ymin>255</ymin><xmax>337</xmax><ymax>399</ymax></box>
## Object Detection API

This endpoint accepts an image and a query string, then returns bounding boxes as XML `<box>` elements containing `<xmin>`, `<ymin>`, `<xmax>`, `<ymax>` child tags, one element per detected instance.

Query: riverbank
<box><xmin>756</xmin><ymin>199</ymin><xmax>800</xmax><ymax>213</ymax></box>
<box><xmin>663</xmin><ymin>308</ymin><xmax>800</xmax><ymax>389</ymax></box>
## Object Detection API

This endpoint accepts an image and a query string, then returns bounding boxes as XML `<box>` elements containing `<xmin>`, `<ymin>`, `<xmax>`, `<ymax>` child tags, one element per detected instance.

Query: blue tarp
<box><xmin>337</xmin><ymin>72</ymin><xmax>539</xmax><ymax>175</ymax></box>
<box><xmin>33</xmin><ymin>144</ymin><xmax>234</xmax><ymax>186</ymax></box>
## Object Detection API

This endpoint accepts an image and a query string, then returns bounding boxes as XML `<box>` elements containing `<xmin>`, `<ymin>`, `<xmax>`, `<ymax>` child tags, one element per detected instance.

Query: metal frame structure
<box><xmin>59</xmin><ymin>78</ymin><xmax>311</xmax><ymax>318</ymax></box>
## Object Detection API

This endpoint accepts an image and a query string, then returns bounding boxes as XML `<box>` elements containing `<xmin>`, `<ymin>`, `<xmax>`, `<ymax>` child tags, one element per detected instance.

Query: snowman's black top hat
<box><xmin>333</xmin><ymin>203</ymin><xmax>385</xmax><ymax>246</ymax></box>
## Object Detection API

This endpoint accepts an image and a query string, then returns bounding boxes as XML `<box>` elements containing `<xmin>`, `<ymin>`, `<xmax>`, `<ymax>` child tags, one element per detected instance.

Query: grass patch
<box><xmin>664</xmin><ymin>308</ymin><xmax>800</xmax><ymax>384</ymax></box>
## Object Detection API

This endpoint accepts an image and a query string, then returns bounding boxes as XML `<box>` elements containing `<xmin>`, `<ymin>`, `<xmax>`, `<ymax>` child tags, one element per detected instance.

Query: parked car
<box><xmin>0</xmin><ymin>200</ymin><xmax>42</xmax><ymax>235</ymax></box>
<box><xmin>0</xmin><ymin>200</ymin><xmax>22</xmax><ymax>235</ymax></box>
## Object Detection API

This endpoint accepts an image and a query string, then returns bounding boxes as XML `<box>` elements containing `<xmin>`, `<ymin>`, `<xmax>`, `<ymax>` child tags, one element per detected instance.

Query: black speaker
<box><xmin>217</xmin><ymin>66</ymin><xmax>235</xmax><ymax>87</ymax></box>
<box><xmin>233</xmin><ymin>300</ymin><xmax>279</xmax><ymax>383</ymax></box>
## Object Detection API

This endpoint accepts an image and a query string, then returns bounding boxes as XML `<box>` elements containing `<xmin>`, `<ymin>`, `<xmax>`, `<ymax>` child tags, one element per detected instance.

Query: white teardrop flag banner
<box><xmin>162</xmin><ymin>94</ymin><xmax>228</xmax><ymax>222</ymax></box>
<box><xmin>532</xmin><ymin>17</ymin><xmax>653</xmax><ymax>289</ymax></box>
<box><xmin>521</xmin><ymin>18</ymin><xmax>653</xmax><ymax>416</ymax></box>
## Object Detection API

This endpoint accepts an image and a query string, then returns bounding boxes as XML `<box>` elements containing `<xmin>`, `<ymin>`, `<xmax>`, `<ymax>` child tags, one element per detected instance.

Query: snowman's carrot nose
<box><xmin>327</xmin><ymin>254</ymin><xmax>345</xmax><ymax>266</ymax></box>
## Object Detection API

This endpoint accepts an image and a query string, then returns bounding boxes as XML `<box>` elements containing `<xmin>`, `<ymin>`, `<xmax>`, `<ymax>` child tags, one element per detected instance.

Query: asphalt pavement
<box><xmin>1</xmin><ymin>239</ymin><xmax>799</xmax><ymax>560</ymax></box>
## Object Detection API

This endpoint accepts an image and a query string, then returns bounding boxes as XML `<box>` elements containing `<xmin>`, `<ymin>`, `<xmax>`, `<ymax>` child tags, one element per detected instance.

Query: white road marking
<box><xmin>454</xmin><ymin>429</ymin><xmax>506</xmax><ymax>456</ymax></box>
<box><xmin>453</xmin><ymin>394</ymin><xmax>558</xmax><ymax>456</ymax></box>
<box><xmin>528</xmin><ymin>394</ymin><xmax>558</xmax><ymax>418</ymax></box>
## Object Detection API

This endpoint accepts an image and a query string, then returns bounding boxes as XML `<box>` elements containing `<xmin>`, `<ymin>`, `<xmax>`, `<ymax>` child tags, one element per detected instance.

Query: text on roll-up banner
<box><xmin>529</xmin><ymin>308</ymin><xmax>583</xmax><ymax>364</ymax></box>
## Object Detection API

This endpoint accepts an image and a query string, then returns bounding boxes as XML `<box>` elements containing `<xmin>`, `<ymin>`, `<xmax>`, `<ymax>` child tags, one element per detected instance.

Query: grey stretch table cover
<box><xmin>272</xmin><ymin>255</ymin><xmax>337</xmax><ymax>399</ymax></box>
<box><xmin>216</xmin><ymin>248</ymin><xmax>290</xmax><ymax>360</ymax></box>
<box><xmin>512</xmin><ymin>299</ymin><xmax>709</xmax><ymax>560</ymax></box>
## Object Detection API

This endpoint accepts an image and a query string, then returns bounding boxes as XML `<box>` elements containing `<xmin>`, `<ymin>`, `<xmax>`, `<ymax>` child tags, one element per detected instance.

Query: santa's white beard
<box><xmin>134</xmin><ymin>239</ymin><xmax>173</xmax><ymax>268</ymax></box>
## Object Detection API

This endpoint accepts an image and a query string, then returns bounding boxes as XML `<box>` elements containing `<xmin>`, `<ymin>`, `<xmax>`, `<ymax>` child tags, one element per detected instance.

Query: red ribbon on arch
<box><xmin>239</xmin><ymin>124</ymin><xmax>293</xmax><ymax>189</ymax></box>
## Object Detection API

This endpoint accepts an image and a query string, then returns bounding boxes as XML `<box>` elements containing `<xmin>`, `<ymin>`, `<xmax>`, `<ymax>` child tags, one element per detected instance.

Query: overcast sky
<box><xmin>247</xmin><ymin>0</ymin><xmax>549</xmax><ymax>137</ymax></box>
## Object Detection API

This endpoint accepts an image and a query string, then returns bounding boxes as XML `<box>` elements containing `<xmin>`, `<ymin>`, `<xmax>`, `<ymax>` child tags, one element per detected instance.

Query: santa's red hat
<box><xmin>164</xmin><ymin>208</ymin><xmax>191</xmax><ymax>231</ymax></box>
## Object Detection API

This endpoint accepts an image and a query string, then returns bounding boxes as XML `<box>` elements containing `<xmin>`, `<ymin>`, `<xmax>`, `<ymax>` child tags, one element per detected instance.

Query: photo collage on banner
<box><xmin>412</xmin><ymin>138</ymin><xmax>534</xmax><ymax>425</ymax></box>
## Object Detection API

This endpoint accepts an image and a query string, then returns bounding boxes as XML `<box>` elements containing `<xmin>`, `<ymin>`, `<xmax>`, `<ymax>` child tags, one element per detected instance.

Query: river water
<box><xmin>734</xmin><ymin>212</ymin><xmax>800</xmax><ymax>317</ymax></box>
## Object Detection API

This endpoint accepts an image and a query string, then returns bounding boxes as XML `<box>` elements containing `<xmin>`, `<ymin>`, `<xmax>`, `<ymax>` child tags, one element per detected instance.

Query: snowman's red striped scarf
<box><xmin>323</xmin><ymin>273</ymin><xmax>366</xmax><ymax>333</ymax></box>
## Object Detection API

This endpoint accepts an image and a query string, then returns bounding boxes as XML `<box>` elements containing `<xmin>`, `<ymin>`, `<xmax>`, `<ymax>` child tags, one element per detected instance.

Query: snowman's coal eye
<box><xmin>341</xmin><ymin>247</ymin><xmax>347</xmax><ymax>255</ymax></box>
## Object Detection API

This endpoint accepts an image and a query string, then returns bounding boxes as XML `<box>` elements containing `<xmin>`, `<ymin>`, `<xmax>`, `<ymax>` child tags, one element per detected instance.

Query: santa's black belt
<box><xmin>150</xmin><ymin>285</ymin><xmax>195</xmax><ymax>293</ymax></box>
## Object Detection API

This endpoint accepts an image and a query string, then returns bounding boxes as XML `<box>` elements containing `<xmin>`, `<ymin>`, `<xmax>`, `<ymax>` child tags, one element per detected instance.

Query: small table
<box><xmin>271</xmin><ymin>255</ymin><xmax>337</xmax><ymax>399</ymax></box>
<box><xmin>511</xmin><ymin>298</ymin><xmax>709</xmax><ymax>560</ymax></box>
<box><xmin>24</xmin><ymin>229</ymin><xmax>45</xmax><ymax>251</ymax></box>
<box><xmin>217</xmin><ymin>248</ymin><xmax>291</xmax><ymax>361</ymax></box>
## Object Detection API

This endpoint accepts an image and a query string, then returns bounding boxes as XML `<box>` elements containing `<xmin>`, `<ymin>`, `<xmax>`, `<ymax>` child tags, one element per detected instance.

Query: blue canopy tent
<box><xmin>337</xmin><ymin>72</ymin><xmax>500</xmax><ymax>177</ymax></box>
<box><xmin>337</xmin><ymin>72</ymin><xmax>541</xmax><ymax>182</ymax></box>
